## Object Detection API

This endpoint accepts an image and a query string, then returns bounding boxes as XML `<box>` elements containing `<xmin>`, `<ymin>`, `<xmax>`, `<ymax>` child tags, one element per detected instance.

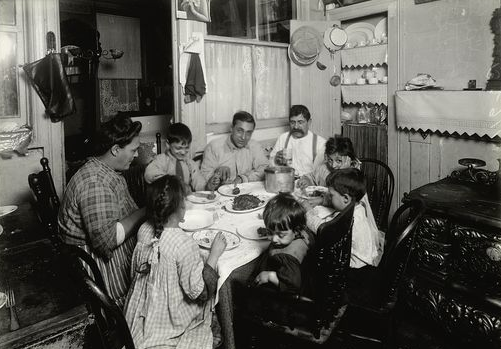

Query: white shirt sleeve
<box><xmin>116</xmin><ymin>222</ymin><xmax>125</xmax><ymax>245</ymax></box>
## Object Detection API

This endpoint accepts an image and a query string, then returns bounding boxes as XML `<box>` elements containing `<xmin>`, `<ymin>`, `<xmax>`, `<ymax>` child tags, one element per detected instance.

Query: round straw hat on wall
<box><xmin>288</xmin><ymin>26</ymin><xmax>323</xmax><ymax>66</ymax></box>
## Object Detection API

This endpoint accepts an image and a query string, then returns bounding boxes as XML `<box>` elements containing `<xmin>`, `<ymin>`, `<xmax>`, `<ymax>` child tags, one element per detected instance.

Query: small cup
<box><xmin>356</xmin><ymin>78</ymin><xmax>366</xmax><ymax>85</ymax></box>
<box><xmin>358</xmin><ymin>40</ymin><xmax>367</xmax><ymax>47</ymax></box>
<box><xmin>382</xmin><ymin>76</ymin><xmax>388</xmax><ymax>83</ymax></box>
<box><xmin>345</xmin><ymin>42</ymin><xmax>354</xmax><ymax>49</ymax></box>
<box><xmin>369</xmin><ymin>38</ymin><xmax>379</xmax><ymax>45</ymax></box>
<box><xmin>343</xmin><ymin>77</ymin><xmax>352</xmax><ymax>85</ymax></box>
<box><xmin>369</xmin><ymin>77</ymin><xmax>378</xmax><ymax>85</ymax></box>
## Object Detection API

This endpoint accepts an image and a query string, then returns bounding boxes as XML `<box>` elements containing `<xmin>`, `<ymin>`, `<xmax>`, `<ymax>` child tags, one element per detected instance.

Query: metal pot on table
<box><xmin>264</xmin><ymin>166</ymin><xmax>295</xmax><ymax>193</ymax></box>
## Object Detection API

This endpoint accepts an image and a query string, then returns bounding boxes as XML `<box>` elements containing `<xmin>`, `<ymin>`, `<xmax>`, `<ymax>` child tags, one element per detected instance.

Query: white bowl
<box><xmin>179</xmin><ymin>209</ymin><xmax>214</xmax><ymax>231</ymax></box>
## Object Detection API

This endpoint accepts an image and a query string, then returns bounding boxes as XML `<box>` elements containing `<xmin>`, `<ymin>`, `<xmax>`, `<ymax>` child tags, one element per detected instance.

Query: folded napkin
<box><xmin>405</xmin><ymin>73</ymin><xmax>443</xmax><ymax>91</ymax></box>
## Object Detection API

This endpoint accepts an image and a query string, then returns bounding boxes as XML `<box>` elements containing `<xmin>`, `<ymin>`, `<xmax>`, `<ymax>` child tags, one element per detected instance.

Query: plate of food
<box><xmin>237</xmin><ymin>220</ymin><xmax>269</xmax><ymax>241</ymax></box>
<box><xmin>192</xmin><ymin>229</ymin><xmax>241</xmax><ymax>251</ymax></box>
<box><xmin>225</xmin><ymin>194</ymin><xmax>267</xmax><ymax>213</ymax></box>
<box><xmin>187</xmin><ymin>191</ymin><xmax>218</xmax><ymax>204</ymax></box>
<box><xmin>0</xmin><ymin>205</ymin><xmax>17</xmax><ymax>217</ymax></box>
<box><xmin>179</xmin><ymin>209</ymin><xmax>214</xmax><ymax>231</ymax></box>
<box><xmin>296</xmin><ymin>186</ymin><xmax>328</xmax><ymax>199</ymax></box>
<box><xmin>217</xmin><ymin>184</ymin><xmax>250</xmax><ymax>197</ymax></box>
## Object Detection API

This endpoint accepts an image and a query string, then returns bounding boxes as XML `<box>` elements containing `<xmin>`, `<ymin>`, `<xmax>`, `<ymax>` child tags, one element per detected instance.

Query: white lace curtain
<box><xmin>204</xmin><ymin>41</ymin><xmax>289</xmax><ymax>124</ymax></box>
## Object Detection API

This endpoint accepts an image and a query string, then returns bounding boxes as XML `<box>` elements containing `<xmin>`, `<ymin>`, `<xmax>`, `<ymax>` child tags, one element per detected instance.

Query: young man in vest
<box><xmin>269</xmin><ymin>105</ymin><xmax>327</xmax><ymax>177</ymax></box>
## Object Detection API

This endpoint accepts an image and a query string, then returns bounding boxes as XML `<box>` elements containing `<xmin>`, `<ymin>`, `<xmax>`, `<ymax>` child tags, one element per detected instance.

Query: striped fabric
<box><xmin>81</xmin><ymin>236</ymin><xmax>136</xmax><ymax>308</ymax></box>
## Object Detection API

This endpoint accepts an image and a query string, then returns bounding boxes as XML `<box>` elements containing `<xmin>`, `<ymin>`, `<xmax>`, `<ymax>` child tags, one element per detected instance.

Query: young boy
<box><xmin>144</xmin><ymin>123</ymin><xmax>207</xmax><ymax>191</ymax></box>
<box><xmin>300</xmin><ymin>168</ymin><xmax>383</xmax><ymax>269</ymax></box>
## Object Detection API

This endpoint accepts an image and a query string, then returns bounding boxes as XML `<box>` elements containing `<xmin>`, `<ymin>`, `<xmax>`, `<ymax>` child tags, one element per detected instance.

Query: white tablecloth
<box><xmin>186</xmin><ymin>182</ymin><xmax>274</xmax><ymax>305</ymax></box>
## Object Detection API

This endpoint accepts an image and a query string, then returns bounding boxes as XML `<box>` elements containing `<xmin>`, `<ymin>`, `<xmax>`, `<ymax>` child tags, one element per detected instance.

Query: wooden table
<box><xmin>0</xmin><ymin>203</ymin><xmax>87</xmax><ymax>348</ymax></box>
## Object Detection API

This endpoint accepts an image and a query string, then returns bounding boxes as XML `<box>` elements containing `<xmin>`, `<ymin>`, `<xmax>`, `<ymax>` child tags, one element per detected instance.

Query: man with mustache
<box><xmin>201</xmin><ymin>111</ymin><xmax>268</xmax><ymax>188</ymax></box>
<box><xmin>269</xmin><ymin>105</ymin><xmax>326</xmax><ymax>177</ymax></box>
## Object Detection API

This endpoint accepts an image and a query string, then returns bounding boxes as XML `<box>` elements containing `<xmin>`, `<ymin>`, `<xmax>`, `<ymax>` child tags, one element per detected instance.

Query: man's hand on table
<box><xmin>254</xmin><ymin>271</ymin><xmax>279</xmax><ymax>287</ymax></box>
<box><xmin>215</xmin><ymin>166</ymin><xmax>231</xmax><ymax>183</ymax></box>
<box><xmin>274</xmin><ymin>150</ymin><xmax>287</xmax><ymax>166</ymax></box>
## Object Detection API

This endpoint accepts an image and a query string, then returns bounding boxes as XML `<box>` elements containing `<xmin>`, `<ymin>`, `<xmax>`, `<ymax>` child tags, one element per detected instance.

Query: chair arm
<box><xmin>447</xmin><ymin>279</ymin><xmax>501</xmax><ymax>315</ymax></box>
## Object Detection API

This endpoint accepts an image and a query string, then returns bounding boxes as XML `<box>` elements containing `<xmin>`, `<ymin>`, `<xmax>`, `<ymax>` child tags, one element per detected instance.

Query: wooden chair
<box><xmin>82</xmin><ymin>276</ymin><xmax>136</xmax><ymax>349</ymax></box>
<box><xmin>336</xmin><ymin>199</ymin><xmax>426</xmax><ymax>348</ymax></box>
<box><xmin>359</xmin><ymin>158</ymin><xmax>395</xmax><ymax>231</ymax></box>
<box><xmin>28</xmin><ymin>157</ymin><xmax>62</xmax><ymax>246</ymax></box>
<box><xmin>235</xmin><ymin>202</ymin><xmax>355</xmax><ymax>348</ymax></box>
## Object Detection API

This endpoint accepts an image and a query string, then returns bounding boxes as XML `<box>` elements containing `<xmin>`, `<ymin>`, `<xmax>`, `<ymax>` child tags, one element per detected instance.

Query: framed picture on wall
<box><xmin>176</xmin><ymin>0</ymin><xmax>211</xmax><ymax>22</ymax></box>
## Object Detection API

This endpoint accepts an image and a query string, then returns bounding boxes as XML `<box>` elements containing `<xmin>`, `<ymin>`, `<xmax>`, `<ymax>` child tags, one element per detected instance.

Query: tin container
<box><xmin>264</xmin><ymin>166</ymin><xmax>295</xmax><ymax>193</ymax></box>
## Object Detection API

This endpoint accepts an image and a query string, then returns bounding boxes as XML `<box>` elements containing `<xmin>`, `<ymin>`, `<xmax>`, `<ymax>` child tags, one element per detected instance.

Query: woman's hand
<box><xmin>254</xmin><ymin>271</ymin><xmax>279</xmax><ymax>287</ymax></box>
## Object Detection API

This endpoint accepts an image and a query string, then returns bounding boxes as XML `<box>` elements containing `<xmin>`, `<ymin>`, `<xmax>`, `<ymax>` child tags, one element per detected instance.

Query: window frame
<box><xmin>0</xmin><ymin>0</ymin><xmax>28</xmax><ymax>122</ymax></box>
<box><xmin>204</xmin><ymin>35</ymin><xmax>289</xmax><ymax>134</ymax></box>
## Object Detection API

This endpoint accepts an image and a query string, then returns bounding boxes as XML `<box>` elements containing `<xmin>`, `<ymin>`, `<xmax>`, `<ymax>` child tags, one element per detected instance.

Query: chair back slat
<box><xmin>83</xmin><ymin>276</ymin><xmax>136</xmax><ymax>349</ymax></box>
<box><xmin>315</xmin><ymin>202</ymin><xmax>355</xmax><ymax>325</ymax></box>
<box><xmin>28</xmin><ymin>157</ymin><xmax>61</xmax><ymax>245</ymax></box>
<box><xmin>380</xmin><ymin>199</ymin><xmax>426</xmax><ymax>306</ymax></box>
<box><xmin>360</xmin><ymin>158</ymin><xmax>395</xmax><ymax>231</ymax></box>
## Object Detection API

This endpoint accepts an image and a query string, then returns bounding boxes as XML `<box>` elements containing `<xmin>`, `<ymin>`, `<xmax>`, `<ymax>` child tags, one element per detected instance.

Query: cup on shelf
<box><xmin>369</xmin><ymin>38</ymin><xmax>379</xmax><ymax>45</ymax></box>
<box><xmin>356</xmin><ymin>78</ymin><xmax>366</xmax><ymax>85</ymax></box>
<box><xmin>345</xmin><ymin>42</ymin><xmax>354</xmax><ymax>49</ymax></box>
<box><xmin>369</xmin><ymin>77</ymin><xmax>378</xmax><ymax>85</ymax></box>
<box><xmin>343</xmin><ymin>77</ymin><xmax>352</xmax><ymax>85</ymax></box>
<box><xmin>358</xmin><ymin>40</ymin><xmax>367</xmax><ymax>47</ymax></box>
<box><xmin>382</xmin><ymin>76</ymin><xmax>388</xmax><ymax>83</ymax></box>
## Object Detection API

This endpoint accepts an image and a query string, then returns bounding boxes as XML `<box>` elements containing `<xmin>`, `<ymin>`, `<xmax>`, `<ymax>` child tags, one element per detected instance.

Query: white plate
<box><xmin>345</xmin><ymin>22</ymin><xmax>375</xmax><ymax>47</ymax></box>
<box><xmin>296</xmin><ymin>186</ymin><xmax>328</xmax><ymax>199</ymax></box>
<box><xmin>374</xmin><ymin>18</ymin><xmax>387</xmax><ymax>42</ymax></box>
<box><xmin>237</xmin><ymin>220</ymin><xmax>268</xmax><ymax>241</ymax></box>
<box><xmin>0</xmin><ymin>205</ymin><xmax>17</xmax><ymax>217</ymax></box>
<box><xmin>193</xmin><ymin>229</ymin><xmax>241</xmax><ymax>251</ymax></box>
<box><xmin>179</xmin><ymin>209</ymin><xmax>214</xmax><ymax>231</ymax></box>
<box><xmin>0</xmin><ymin>225</ymin><xmax>3</xmax><ymax>236</ymax></box>
<box><xmin>217</xmin><ymin>184</ymin><xmax>250</xmax><ymax>197</ymax></box>
<box><xmin>225</xmin><ymin>195</ymin><xmax>267</xmax><ymax>214</ymax></box>
<box><xmin>0</xmin><ymin>292</ymin><xmax>6</xmax><ymax>309</ymax></box>
<box><xmin>187</xmin><ymin>191</ymin><xmax>219</xmax><ymax>204</ymax></box>
<box><xmin>345</xmin><ymin>22</ymin><xmax>376</xmax><ymax>37</ymax></box>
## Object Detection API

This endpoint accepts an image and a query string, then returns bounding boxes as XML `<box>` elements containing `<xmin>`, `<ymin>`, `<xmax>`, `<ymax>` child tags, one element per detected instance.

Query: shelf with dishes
<box><xmin>341</xmin><ymin>42</ymin><xmax>387</xmax><ymax>51</ymax></box>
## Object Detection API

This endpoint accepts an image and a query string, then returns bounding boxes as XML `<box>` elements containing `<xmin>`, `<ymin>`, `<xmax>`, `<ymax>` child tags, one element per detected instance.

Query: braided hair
<box><xmin>136</xmin><ymin>175</ymin><xmax>186</xmax><ymax>274</ymax></box>
<box><xmin>147</xmin><ymin>175</ymin><xmax>186</xmax><ymax>239</ymax></box>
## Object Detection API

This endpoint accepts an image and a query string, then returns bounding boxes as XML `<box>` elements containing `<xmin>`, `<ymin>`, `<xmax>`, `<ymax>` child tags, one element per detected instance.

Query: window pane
<box><xmin>204</xmin><ymin>42</ymin><xmax>253</xmax><ymax>123</ymax></box>
<box><xmin>256</xmin><ymin>0</ymin><xmax>291</xmax><ymax>43</ymax></box>
<box><xmin>0</xmin><ymin>0</ymin><xmax>16</xmax><ymax>26</ymax></box>
<box><xmin>208</xmin><ymin>0</ymin><xmax>255</xmax><ymax>39</ymax></box>
<box><xmin>0</xmin><ymin>32</ymin><xmax>19</xmax><ymax>117</ymax></box>
<box><xmin>254</xmin><ymin>46</ymin><xmax>289</xmax><ymax>119</ymax></box>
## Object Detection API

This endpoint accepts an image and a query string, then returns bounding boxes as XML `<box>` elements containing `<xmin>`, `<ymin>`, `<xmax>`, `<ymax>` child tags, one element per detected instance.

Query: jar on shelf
<box><xmin>356</xmin><ymin>103</ymin><xmax>369</xmax><ymax>124</ymax></box>
<box><xmin>369</xmin><ymin>104</ymin><xmax>379</xmax><ymax>124</ymax></box>
<box><xmin>378</xmin><ymin>105</ymin><xmax>388</xmax><ymax>125</ymax></box>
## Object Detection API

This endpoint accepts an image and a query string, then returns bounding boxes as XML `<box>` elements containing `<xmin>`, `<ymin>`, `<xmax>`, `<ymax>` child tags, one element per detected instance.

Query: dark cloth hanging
<box><xmin>184</xmin><ymin>53</ymin><xmax>206</xmax><ymax>104</ymax></box>
<box><xmin>23</xmin><ymin>53</ymin><xmax>76</xmax><ymax>121</ymax></box>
